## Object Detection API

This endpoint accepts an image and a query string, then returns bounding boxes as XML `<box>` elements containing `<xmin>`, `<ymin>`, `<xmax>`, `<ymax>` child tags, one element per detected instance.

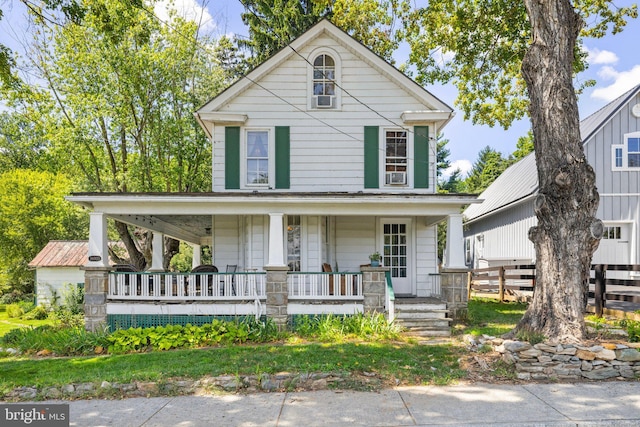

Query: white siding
<box><xmin>465</xmin><ymin>200</ymin><xmax>537</xmax><ymax>267</ymax></box>
<box><xmin>335</xmin><ymin>216</ymin><xmax>377</xmax><ymax>271</ymax></box>
<box><xmin>36</xmin><ymin>267</ymin><xmax>85</xmax><ymax>306</ymax></box>
<box><xmin>415</xmin><ymin>221</ymin><xmax>439</xmax><ymax>296</ymax></box>
<box><xmin>213</xmin><ymin>215</ymin><xmax>243</xmax><ymax>269</ymax></box>
<box><xmin>211</xmin><ymin>33</ymin><xmax>440</xmax><ymax>193</ymax></box>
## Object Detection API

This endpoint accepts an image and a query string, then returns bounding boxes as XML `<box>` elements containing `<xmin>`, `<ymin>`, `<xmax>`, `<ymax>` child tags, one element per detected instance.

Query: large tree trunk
<box><xmin>516</xmin><ymin>0</ymin><xmax>602</xmax><ymax>342</ymax></box>
<box><xmin>114</xmin><ymin>221</ymin><xmax>148</xmax><ymax>271</ymax></box>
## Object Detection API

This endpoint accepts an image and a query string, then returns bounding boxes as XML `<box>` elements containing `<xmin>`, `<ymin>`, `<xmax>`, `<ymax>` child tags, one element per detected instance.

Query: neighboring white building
<box><xmin>68</xmin><ymin>20</ymin><xmax>477</xmax><ymax>327</ymax></box>
<box><xmin>464</xmin><ymin>84</ymin><xmax>640</xmax><ymax>274</ymax></box>
<box><xmin>29</xmin><ymin>241</ymin><xmax>88</xmax><ymax>306</ymax></box>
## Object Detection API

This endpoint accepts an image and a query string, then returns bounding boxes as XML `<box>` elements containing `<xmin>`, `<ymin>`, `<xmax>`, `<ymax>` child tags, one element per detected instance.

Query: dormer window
<box><xmin>310</xmin><ymin>52</ymin><xmax>339</xmax><ymax>109</ymax></box>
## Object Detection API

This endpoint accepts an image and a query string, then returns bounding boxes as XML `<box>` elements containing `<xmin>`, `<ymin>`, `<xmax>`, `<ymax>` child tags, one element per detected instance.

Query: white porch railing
<box><xmin>108</xmin><ymin>272</ymin><xmax>266</xmax><ymax>301</ymax></box>
<box><xmin>288</xmin><ymin>272</ymin><xmax>363</xmax><ymax>299</ymax></box>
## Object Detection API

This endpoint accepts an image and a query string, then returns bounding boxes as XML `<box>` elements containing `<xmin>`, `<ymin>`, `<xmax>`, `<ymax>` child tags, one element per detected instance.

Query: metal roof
<box><xmin>28</xmin><ymin>241</ymin><xmax>89</xmax><ymax>268</ymax></box>
<box><xmin>463</xmin><ymin>83</ymin><xmax>640</xmax><ymax>222</ymax></box>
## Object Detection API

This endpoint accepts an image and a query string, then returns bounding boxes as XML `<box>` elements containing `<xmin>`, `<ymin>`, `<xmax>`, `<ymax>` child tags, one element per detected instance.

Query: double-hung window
<box><xmin>385</xmin><ymin>130</ymin><xmax>408</xmax><ymax>185</ymax></box>
<box><xmin>612</xmin><ymin>133</ymin><xmax>640</xmax><ymax>170</ymax></box>
<box><xmin>246</xmin><ymin>130</ymin><xmax>269</xmax><ymax>185</ymax></box>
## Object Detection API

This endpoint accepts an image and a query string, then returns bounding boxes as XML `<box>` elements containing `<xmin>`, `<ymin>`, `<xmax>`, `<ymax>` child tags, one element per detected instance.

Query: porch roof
<box><xmin>67</xmin><ymin>192</ymin><xmax>478</xmax><ymax>245</ymax></box>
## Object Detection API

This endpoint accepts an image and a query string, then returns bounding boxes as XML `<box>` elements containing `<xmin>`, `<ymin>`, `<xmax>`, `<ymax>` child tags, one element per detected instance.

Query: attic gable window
<box><xmin>310</xmin><ymin>51</ymin><xmax>339</xmax><ymax>109</ymax></box>
<box><xmin>612</xmin><ymin>132</ymin><xmax>640</xmax><ymax>170</ymax></box>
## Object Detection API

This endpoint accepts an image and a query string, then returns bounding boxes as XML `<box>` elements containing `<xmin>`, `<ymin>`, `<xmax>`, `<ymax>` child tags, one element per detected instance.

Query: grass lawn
<box><xmin>462</xmin><ymin>298</ymin><xmax>527</xmax><ymax>337</ymax></box>
<box><xmin>0</xmin><ymin>312</ymin><xmax>53</xmax><ymax>337</ymax></box>
<box><xmin>0</xmin><ymin>298</ymin><xmax>527</xmax><ymax>396</ymax></box>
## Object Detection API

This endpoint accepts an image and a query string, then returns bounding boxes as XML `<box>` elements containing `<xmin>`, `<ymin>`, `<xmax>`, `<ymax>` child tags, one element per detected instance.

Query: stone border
<box><xmin>495</xmin><ymin>339</ymin><xmax>640</xmax><ymax>381</ymax></box>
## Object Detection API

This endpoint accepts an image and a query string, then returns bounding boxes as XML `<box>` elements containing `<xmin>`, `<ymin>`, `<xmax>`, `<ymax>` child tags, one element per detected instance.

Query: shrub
<box><xmin>17</xmin><ymin>300</ymin><xmax>35</xmax><ymax>314</ymax></box>
<box><xmin>6</xmin><ymin>304</ymin><xmax>24</xmax><ymax>318</ymax></box>
<box><xmin>618</xmin><ymin>319</ymin><xmax>640</xmax><ymax>342</ymax></box>
<box><xmin>23</xmin><ymin>305</ymin><xmax>49</xmax><ymax>320</ymax></box>
<box><xmin>1</xmin><ymin>325</ymin><xmax>109</xmax><ymax>356</ymax></box>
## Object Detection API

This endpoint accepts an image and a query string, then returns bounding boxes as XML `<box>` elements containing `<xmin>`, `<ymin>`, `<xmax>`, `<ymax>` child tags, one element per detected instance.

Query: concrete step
<box><xmin>403</xmin><ymin>328</ymin><xmax>452</xmax><ymax>337</ymax></box>
<box><xmin>395</xmin><ymin>303</ymin><xmax>447</xmax><ymax>312</ymax></box>
<box><xmin>395</xmin><ymin>318</ymin><xmax>452</xmax><ymax>328</ymax></box>
<box><xmin>395</xmin><ymin>310</ymin><xmax>449</xmax><ymax>319</ymax></box>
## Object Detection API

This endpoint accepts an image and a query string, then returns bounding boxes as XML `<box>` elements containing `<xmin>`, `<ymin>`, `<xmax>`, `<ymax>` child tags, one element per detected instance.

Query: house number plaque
<box><xmin>88</xmin><ymin>255</ymin><xmax>102</xmax><ymax>262</ymax></box>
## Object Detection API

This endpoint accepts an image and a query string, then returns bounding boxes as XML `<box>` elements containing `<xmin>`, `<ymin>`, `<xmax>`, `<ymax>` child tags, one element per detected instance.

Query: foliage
<box><xmin>0</xmin><ymin>170</ymin><xmax>87</xmax><ymax>294</ymax></box>
<box><xmin>403</xmin><ymin>0</ymin><xmax>637</xmax><ymax>128</ymax></box>
<box><xmin>6</xmin><ymin>304</ymin><xmax>24</xmax><ymax>319</ymax></box>
<box><xmin>107</xmin><ymin>318</ymin><xmax>279</xmax><ymax>354</ymax></box>
<box><xmin>292</xmin><ymin>313</ymin><xmax>402</xmax><ymax>342</ymax></box>
<box><xmin>512</xmin><ymin>131</ymin><xmax>535</xmax><ymax>161</ymax></box>
<box><xmin>23</xmin><ymin>305</ymin><xmax>49</xmax><ymax>321</ymax></box>
<box><xmin>0</xmin><ymin>325</ymin><xmax>109</xmax><ymax>356</ymax></box>
<box><xmin>239</xmin><ymin>0</ymin><xmax>407</xmax><ymax>65</ymax></box>
<box><xmin>618</xmin><ymin>319</ymin><xmax>640</xmax><ymax>343</ymax></box>
<box><xmin>464</xmin><ymin>146</ymin><xmax>512</xmax><ymax>194</ymax></box>
<box><xmin>514</xmin><ymin>328</ymin><xmax>546</xmax><ymax>345</ymax></box>
<box><xmin>3</xmin><ymin>0</ymin><xmax>229</xmax><ymax>269</ymax></box>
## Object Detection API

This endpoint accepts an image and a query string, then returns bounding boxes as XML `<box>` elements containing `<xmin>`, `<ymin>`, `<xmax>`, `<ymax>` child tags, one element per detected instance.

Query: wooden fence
<box><xmin>466</xmin><ymin>264</ymin><xmax>536</xmax><ymax>302</ymax></box>
<box><xmin>467</xmin><ymin>264</ymin><xmax>640</xmax><ymax>317</ymax></box>
<box><xmin>590</xmin><ymin>264</ymin><xmax>640</xmax><ymax>317</ymax></box>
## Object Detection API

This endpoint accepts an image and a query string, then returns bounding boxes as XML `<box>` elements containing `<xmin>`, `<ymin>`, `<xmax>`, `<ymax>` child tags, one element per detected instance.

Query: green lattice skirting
<box><xmin>107</xmin><ymin>314</ymin><xmax>264</xmax><ymax>330</ymax></box>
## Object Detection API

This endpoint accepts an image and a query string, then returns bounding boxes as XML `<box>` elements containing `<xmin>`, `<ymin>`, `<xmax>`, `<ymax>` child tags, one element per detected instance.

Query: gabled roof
<box><xmin>464</xmin><ymin>83</ymin><xmax>640</xmax><ymax>222</ymax></box>
<box><xmin>29</xmin><ymin>241</ymin><xmax>89</xmax><ymax>268</ymax></box>
<box><xmin>195</xmin><ymin>19</ymin><xmax>453</xmax><ymax>134</ymax></box>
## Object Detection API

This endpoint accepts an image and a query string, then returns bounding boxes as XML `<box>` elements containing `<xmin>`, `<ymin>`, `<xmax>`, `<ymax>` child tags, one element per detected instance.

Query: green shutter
<box><xmin>225</xmin><ymin>127</ymin><xmax>240</xmax><ymax>190</ymax></box>
<box><xmin>364</xmin><ymin>126</ymin><xmax>379</xmax><ymax>189</ymax></box>
<box><xmin>414</xmin><ymin>126</ymin><xmax>429</xmax><ymax>188</ymax></box>
<box><xmin>275</xmin><ymin>126</ymin><xmax>290</xmax><ymax>189</ymax></box>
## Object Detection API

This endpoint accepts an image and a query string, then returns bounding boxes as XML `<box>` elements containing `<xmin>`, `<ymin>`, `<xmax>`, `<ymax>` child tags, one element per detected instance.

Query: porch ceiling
<box><xmin>68</xmin><ymin>192</ymin><xmax>479</xmax><ymax>244</ymax></box>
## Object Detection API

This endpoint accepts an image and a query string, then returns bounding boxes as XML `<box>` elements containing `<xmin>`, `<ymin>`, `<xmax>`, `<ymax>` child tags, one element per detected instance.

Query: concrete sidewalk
<box><xmin>49</xmin><ymin>381</ymin><xmax>640</xmax><ymax>426</ymax></box>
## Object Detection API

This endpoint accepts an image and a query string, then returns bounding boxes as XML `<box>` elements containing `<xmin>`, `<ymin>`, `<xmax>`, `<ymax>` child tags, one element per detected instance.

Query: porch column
<box><xmin>149</xmin><ymin>232</ymin><xmax>164</xmax><ymax>272</ymax></box>
<box><xmin>443</xmin><ymin>213</ymin><xmax>467</xmax><ymax>269</ymax></box>
<box><xmin>361</xmin><ymin>266</ymin><xmax>387</xmax><ymax>314</ymax></box>
<box><xmin>192</xmin><ymin>244</ymin><xmax>201</xmax><ymax>268</ymax></box>
<box><xmin>87</xmin><ymin>212</ymin><xmax>109</xmax><ymax>268</ymax></box>
<box><xmin>266</xmin><ymin>213</ymin><xmax>286</xmax><ymax>267</ymax></box>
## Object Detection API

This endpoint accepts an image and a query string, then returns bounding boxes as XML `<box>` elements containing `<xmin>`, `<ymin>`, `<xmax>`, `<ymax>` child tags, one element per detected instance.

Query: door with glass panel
<box><xmin>381</xmin><ymin>220</ymin><xmax>412</xmax><ymax>295</ymax></box>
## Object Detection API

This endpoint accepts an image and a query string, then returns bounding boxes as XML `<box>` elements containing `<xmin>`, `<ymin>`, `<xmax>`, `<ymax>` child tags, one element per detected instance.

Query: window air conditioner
<box><xmin>313</xmin><ymin>95</ymin><xmax>334</xmax><ymax>108</ymax></box>
<box><xmin>386</xmin><ymin>172</ymin><xmax>407</xmax><ymax>185</ymax></box>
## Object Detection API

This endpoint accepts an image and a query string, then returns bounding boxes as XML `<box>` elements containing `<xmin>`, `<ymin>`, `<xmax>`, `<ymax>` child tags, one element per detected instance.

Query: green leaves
<box><xmin>0</xmin><ymin>170</ymin><xmax>88</xmax><ymax>291</ymax></box>
<box><xmin>403</xmin><ymin>0</ymin><xmax>637</xmax><ymax>129</ymax></box>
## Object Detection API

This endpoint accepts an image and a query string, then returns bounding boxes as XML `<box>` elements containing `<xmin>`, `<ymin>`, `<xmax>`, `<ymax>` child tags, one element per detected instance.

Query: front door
<box><xmin>381</xmin><ymin>219</ymin><xmax>412</xmax><ymax>295</ymax></box>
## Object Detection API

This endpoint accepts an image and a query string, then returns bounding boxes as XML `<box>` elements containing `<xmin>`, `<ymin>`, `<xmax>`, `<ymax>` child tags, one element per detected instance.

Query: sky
<box><xmin>2</xmin><ymin>0</ymin><xmax>640</xmax><ymax>178</ymax></box>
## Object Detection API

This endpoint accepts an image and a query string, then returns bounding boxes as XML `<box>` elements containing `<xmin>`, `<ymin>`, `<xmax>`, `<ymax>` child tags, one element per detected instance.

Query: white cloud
<box><xmin>442</xmin><ymin>159</ymin><xmax>472</xmax><ymax>180</ymax></box>
<box><xmin>154</xmin><ymin>0</ymin><xmax>216</xmax><ymax>33</ymax></box>
<box><xmin>586</xmin><ymin>47</ymin><xmax>619</xmax><ymax>65</ymax></box>
<box><xmin>591</xmin><ymin>65</ymin><xmax>640</xmax><ymax>102</ymax></box>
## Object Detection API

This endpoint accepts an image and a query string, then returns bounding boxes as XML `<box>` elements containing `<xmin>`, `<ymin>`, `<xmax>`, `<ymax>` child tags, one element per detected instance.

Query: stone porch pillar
<box><xmin>265</xmin><ymin>266</ymin><xmax>289</xmax><ymax>331</ymax></box>
<box><xmin>149</xmin><ymin>232</ymin><xmax>164</xmax><ymax>272</ymax></box>
<box><xmin>83</xmin><ymin>267</ymin><xmax>109</xmax><ymax>331</ymax></box>
<box><xmin>443</xmin><ymin>213</ymin><xmax>467</xmax><ymax>269</ymax></box>
<box><xmin>440</xmin><ymin>268</ymin><xmax>469</xmax><ymax>320</ymax></box>
<box><xmin>361</xmin><ymin>266</ymin><xmax>387</xmax><ymax>314</ymax></box>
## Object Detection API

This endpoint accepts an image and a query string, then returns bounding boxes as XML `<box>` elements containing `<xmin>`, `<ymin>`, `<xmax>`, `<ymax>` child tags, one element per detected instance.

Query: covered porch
<box><xmin>69</xmin><ymin>192</ymin><xmax>475</xmax><ymax>331</ymax></box>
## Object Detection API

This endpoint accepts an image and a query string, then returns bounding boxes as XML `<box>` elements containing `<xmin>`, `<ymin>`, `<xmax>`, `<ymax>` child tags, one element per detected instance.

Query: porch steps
<box><xmin>394</xmin><ymin>298</ymin><xmax>451</xmax><ymax>337</ymax></box>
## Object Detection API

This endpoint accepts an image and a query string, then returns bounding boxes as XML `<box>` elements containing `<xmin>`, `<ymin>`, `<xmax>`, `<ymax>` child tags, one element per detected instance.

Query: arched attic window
<box><xmin>312</xmin><ymin>54</ymin><xmax>337</xmax><ymax>109</ymax></box>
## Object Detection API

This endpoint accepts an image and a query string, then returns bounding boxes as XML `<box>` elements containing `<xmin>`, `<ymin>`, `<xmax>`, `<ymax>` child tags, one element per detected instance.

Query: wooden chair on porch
<box><xmin>221</xmin><ymin>264</ymin><xmax>238</xmax><ymax>296</ymax></box>
<box><xmin>113</xmin><ymin>264</ymin><xmax>139</xmax><ymax>296</ymax></box>
<box><xmin>322</xmin><ymin>263</ymin><xmax>345</xmax><ymax>296</ymax></box>
<box><xmin>191</xmin><ymin>264</ymin><xmax>218</xmax><ymax>296</ymax></box>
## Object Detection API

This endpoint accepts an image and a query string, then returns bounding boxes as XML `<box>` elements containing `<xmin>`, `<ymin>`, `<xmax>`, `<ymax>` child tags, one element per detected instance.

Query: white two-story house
<box><xmin>69</xmin><ymin>20</ymin><xmax>476</xmax><ymax>331</ymax></box>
